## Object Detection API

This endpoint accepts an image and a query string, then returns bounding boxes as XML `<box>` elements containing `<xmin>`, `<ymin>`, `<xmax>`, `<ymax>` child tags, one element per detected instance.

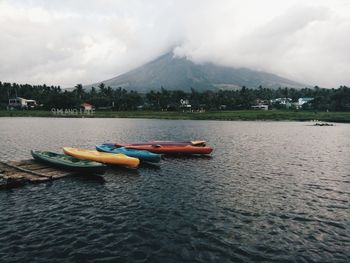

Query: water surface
<box><xmin>0</xmin><ymin>118</ymin><xmax>349</xmax><ymax>262</ymax></box>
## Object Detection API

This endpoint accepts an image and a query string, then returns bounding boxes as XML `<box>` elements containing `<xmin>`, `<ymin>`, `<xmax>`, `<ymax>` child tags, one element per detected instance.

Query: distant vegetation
<box><xmin>0</xmin><ymin>81</ymin><xmax>350</xmax><ymax>112</ymax></box>
<box><xmin>1</xmin><ymin>110</ymin><xmax>350</xmax><ymax>123</ymax></box>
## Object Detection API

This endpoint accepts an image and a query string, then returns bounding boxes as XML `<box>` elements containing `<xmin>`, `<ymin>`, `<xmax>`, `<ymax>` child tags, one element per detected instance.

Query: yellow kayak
<box><xmin>63</xmin><ymin>147</ymin><xmax>140</xmax><ymax>168</ymax></box>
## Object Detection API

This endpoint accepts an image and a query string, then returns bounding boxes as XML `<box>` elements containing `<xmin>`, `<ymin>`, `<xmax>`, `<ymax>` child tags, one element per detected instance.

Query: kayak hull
<box><xmin>96</xmin><ymin>144</ymin><xmax>161</xmax><ymax>163</ymax></box>
<box><xmin>115</xmin><ymin>143</ymin><xmax>213</xmax><ymax>155</ymax></box>
<box><xmin>31</xmin><ymin>150</ymin><xmax>106</xmax><ymax>174</ymax></box>
<box><xmin>63</xmin><ymin>147</ymin><xmax>140</xmax><ymax>168</ymax></box>
<box><xmin>117</xmin><ymin>140</ymin><xmax>207</xmax><ymax>146</ymax></box>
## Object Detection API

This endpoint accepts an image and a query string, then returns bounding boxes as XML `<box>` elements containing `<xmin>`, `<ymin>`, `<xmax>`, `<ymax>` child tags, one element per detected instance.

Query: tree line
<box><xmin>0</xmin><ymin>81</ymin><xmax>349</xmax><ymax>111</ymax></box>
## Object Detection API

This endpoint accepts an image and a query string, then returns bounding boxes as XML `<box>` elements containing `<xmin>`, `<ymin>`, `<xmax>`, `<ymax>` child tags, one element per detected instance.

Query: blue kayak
<box><xmin>96</xmin><ymin>144</ymin><xmax>161</xmax><ymax>163</ymax></box>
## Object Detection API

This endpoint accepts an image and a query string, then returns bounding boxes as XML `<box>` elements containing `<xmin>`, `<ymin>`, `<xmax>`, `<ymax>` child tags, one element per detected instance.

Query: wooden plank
<box><xmin>9</xmin><ymin>160</ymin><xmax>73</xmax><ymax>175</ymax></box>
<box><xmin>9</xmin><ymin>159</ymin><xmax>36</xmax><ymax>166</ymax></box>
<box><xmin>3</xmin><ymin>171</ymin><xmax>26</xmax><ymax>177</ymax></box>
<box><xmin>29</xmin><ymin>171</ymin><xmax>71</xmax><ymax>180</ymax></box>
<box><xmin>3</xmin><ymin>171</ymin><xmax>49</xmax><ymax>181</ymax></box>
<box><xmin>28</xmin><ymin>167</ymin><xmax>60</xmax><ymax>173</ymax></box>
<box><xmin>5</xmin><ymin>167</ymin><xmax>71</xmax><ymax>179</ymax></box>
<box><xmin>1</xmin><ymin>167</ymin><xmax>51</xmax><ymax>179</ymax></box>
<box><xmin>0</xmin><ymin>166</ymin><xmax>15</xmax><ymax>173</ymax></box>
<box><xmin>3</xmin><ymin>173</ymin><xmax>25</xmax><ymax>179</ymax></box>
<box><xmin>0</xmin><ymin>159</ymin><xmax>78</xmax><ymax>189</ymax></box>
<box><xmin>51</xmin><ymin>173</ymin><xmax>72</xmax><ymax>179</ymax></box>
<box><xmin>9</xmin><ymin>160</ymin><xmax>52</xmax><ymax>170</ymax></box>
<box><xmin>0</xmin><ymin>161</ymin><xmax>52</xmax><ymax>179</ymax></box>
<box><xmin>15</xmin><ymin>163</ymin><xmax>51</xmax><ymax>170</ymax></box>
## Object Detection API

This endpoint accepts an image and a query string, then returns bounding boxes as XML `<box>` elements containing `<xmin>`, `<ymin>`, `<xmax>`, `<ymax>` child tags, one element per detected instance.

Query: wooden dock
<box><xmin>0</xmin><ymin>159</ymin><xmax>74</xmax><ymax>189</ymax></box>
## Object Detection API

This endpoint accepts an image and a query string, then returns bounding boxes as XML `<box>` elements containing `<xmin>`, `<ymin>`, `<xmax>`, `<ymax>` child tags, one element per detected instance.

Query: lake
<box><xmin>0</xmin><ymin>118</ymin><xmax>349</xmax><ymax>262</ymax></box>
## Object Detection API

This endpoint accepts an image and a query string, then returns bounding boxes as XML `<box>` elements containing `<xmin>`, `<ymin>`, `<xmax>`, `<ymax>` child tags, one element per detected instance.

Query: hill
<box><xmin>90</xmin><ymin>52</ymin><xmax>305</xmax><ymax>92</ymax></box>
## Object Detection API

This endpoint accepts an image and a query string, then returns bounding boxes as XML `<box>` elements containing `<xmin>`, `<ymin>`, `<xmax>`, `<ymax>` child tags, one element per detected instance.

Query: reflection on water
<box><xmin>0</xmin><ymin>117</ymin><xmax>349</xmax><ymax>262</ymax></box>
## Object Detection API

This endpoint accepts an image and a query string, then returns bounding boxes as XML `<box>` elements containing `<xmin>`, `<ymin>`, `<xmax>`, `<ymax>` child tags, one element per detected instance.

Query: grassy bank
<box><xmin>1</xmin><ymin>110</ymin><xmax>350</xmax><ymax>123</ymax></box>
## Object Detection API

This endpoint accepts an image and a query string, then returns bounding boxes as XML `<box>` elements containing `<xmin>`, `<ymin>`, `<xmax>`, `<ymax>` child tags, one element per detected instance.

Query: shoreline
<box><xmin>1</xmin><ymin>110</ymin><xmax>350</xmax><ymax>123</ymax></box>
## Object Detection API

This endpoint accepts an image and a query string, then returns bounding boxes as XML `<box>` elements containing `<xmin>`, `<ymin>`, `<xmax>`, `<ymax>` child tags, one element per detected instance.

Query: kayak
<box><xmin>96</xmin><ymin>144</ymin><xmax>161</xmax><ymax>163</ymax></box>
<box><xmin>115</xmin><ymin>142</ymin><xmax>213</xmax><ymax>155</ymax></box>
<box><xmin>31</xmin><ymin>150</ymin><xmax>106</xmax><ymax>174</ymax></box>
<box><xmin>63</xmin><ymin>147</ymin><xmax>140</xmax><ymax>168</ymax></box>
<box><xmin>131</xmin><ymin>140</ymin><xmax>207</xmax><ymax>146</ymax></box>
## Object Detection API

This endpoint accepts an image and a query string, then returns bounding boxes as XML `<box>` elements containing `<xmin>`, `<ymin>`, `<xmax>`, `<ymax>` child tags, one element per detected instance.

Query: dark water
<box><xmin>0</xmin><ymin>118</ymin><xmax>349</xmax><ymax>263</ymax></box>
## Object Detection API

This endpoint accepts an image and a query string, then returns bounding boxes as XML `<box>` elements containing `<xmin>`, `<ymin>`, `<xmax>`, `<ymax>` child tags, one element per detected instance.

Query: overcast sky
<box><xmin>0</xmin><ymin>0</ymin><xmax>349</xmax><ymax>88</ymax></box>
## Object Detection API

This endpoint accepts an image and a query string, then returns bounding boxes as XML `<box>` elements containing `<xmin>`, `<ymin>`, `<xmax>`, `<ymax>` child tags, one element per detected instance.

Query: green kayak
<box><xmin>31</xmin><ymin>150</ymin><xmax>106</xmax><ymax>174</ymax></box>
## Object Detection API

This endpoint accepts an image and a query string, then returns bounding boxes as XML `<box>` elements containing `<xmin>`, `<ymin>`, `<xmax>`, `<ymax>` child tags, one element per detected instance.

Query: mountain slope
<box><xmin>92</xmin><ymin>52</ymin><xmax>305</xmax><ymax>91</ymax></box>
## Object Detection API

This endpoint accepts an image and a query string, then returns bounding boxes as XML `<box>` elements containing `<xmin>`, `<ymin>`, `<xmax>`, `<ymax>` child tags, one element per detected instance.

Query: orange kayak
<box><xmin>63</xmin><ymin>147</ymin><xmax>140</xmax><ymax>168</ymax></box>
<box><xmin>115</xmin><ymin>142</ymin><xmax>213</xmax><ymax>155</ymax></box>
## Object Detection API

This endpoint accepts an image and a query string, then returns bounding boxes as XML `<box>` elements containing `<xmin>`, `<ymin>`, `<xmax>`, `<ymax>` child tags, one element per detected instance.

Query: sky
<box><xmin>0</xmin><ymin>0</ymin><xmax>349</xmax><ymax>88</ymax></box>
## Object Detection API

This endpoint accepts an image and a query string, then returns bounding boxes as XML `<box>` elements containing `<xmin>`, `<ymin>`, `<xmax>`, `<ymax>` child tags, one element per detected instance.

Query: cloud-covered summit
<box><xmin>0</xmin><ymin>0</ymin><xmax>349</xmax><ymax>88</ymax></box>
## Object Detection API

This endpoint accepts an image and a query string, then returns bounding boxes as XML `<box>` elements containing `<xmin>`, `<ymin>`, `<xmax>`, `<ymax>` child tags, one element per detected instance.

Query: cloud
<box><xmin>0</xmin><ymin>0</ymin><xmax>349</xmax><ymax>87</ymax></box>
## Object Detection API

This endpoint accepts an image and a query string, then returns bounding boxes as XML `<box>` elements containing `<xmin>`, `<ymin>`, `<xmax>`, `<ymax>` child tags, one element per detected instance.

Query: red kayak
<box><xmin>115</xmin><ymin>141</ymin><xmax>213</xmax><ymax>155</ymax></box>
<box><xmin>122</xmin><ymin>140</ymin><xmax>207</xmax><ymax>146</ymax></box>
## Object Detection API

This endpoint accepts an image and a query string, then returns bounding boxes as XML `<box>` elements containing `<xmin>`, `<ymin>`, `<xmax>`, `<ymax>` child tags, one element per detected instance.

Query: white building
<box><xmin>251</xmin><ymin>104</ymin><xmax>269</xmax><ymax>110</ymax></box>
<box><xmin>270</xmin><ymin>98</ymin><xmax>292</xmax><ymax>105</ymax></box>
<box><xmin>80</xmin><ymin>102</ymin><xmax>93</xmax><ymax>110</ymax></box>
<box><xmin>180</xmin><ymin>99</ymin><xmax>191</xmax><ymax>109</ymax></box>
<box><xmin>298</xmin><ymin>97</ymin><xmax>314</xmax><ymax>106</ymax></box>
<box><xmin>8</xmin><ymin>97</ymin><xmax>37</xmax><ymax>109</ymax></box>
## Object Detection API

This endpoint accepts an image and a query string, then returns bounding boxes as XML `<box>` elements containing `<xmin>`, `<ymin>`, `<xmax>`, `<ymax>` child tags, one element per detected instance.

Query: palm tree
<box><xmin>74</xmin><ymin>84</ymin><xmax>84</xmax><ymax>100</ymax></box>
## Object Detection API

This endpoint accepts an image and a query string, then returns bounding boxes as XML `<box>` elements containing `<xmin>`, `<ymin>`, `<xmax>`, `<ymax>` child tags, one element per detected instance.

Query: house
<box><xmin>290</xmin><ymin>97</ymin><xmax>314</xmax><ymax>109</ymax></box>
<box><xmin>252</xmin><ymin>99</ymin><xmax>269</xmax><ymax>110</ymax></box>
<box><xmin>180</xmin><ymin>99</ymin><xmax>191</xmax><ymax>111</ymax></box>
<box><xmin>270</xmin><ymin>97</ymin><xmax>292</xmax><ymax>108</ymax></box>
<box><xmin>298</xmin><ymin>97</ymin><xmax>314</xmax><ymax>106</ymax></box>
<box><xmin>255</xmin><ymin>99</ymin><xmax>269</xmax><ymax>105</ymax></box>
<box><xmin>270</xmin><ymin>97</ymin><xmax>292</xmax><ymax>105</ymax></box>
<box><xmin>80</xmin><ymin>102</ymin><xmax>93</xmax><ymax>110</ymax></box>
<box><xmin>252</xmin><ymin>104</ymin><xmax>269</xmax><ymax>110</ymax></box>
<box><xmin>8</xmin><ymin>97</ymin><xmax>37</xmax><ymax>109</ymax></box>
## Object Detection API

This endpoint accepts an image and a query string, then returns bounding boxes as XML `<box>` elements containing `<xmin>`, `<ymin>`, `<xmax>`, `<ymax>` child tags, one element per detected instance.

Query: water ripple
<box><xmin>0</xmin><ymin>118</ymin><xmax>349</xmax><ymax>262</ymax></box>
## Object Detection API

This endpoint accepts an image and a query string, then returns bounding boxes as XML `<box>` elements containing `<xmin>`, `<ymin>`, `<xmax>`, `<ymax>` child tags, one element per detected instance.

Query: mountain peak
<box><xmin>91</xmin><ymin>52</ymin><xmax>305</xmax><ymax>92</ymax></box>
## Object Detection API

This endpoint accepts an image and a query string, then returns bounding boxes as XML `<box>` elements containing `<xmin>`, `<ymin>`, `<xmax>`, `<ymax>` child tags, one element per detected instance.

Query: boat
<box><xmin>314</xmin><ymin>123</ymin><xmax>334</xmax><ymax>126</ymax></box>
<box><xmin>31</xmin><ymin>150</ymin><xmax>106</xmax><ymax>174</ymax></box>
<box><xmin>138</xmin><ymin>140</ymin><xmax>207</xmax><ymax>146</ymax></box>
<box><xmin>96</xmin><ymin>144</ymin><xmax>161</xmax><ymax>163</ymax></box>
<box><xmin>63</xmin><ymin>147</ymin><xmax>140</xmax><ymax>168</ymax></box>
<box><xmin>115</xmin><ymin>141</ymin><xmax>213</xmax><ymax>155</ymax></box>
